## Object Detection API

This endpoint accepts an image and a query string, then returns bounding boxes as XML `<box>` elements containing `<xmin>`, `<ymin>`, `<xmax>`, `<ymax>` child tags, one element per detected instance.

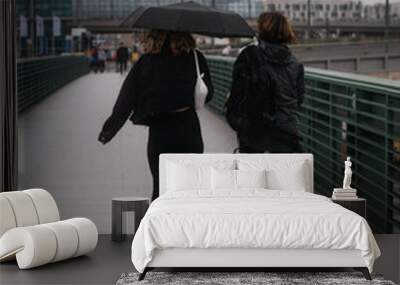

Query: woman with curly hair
<box><xmin>98</xmin><ymin>30</ymin><xmax>213</xmax><ymax>200</ymax></box>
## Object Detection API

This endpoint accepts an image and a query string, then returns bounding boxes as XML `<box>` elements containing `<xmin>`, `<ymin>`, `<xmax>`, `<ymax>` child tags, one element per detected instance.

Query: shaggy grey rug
<box><xmin>116</xmin><ymin>272</ymin><xmax>396</xmax><ymax>285</ymax></box>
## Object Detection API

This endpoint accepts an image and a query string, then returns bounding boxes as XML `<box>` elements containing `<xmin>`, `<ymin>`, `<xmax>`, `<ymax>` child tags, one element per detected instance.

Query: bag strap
<box><xmin>193</xmin><ymin>49</ymin><xmax>200</xmax><ymax>77</ymax></box>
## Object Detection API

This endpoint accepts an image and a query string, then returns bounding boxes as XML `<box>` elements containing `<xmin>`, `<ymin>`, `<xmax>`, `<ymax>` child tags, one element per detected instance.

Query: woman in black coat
<box><xmin>98</xmin><ymin>30</ymin><xmax>214</xmax><ymax>201</ymax></box>
<box><xmin>229</xmin><ymin>12</ymin><xmax>304</xmax><ymax>153</ymax></box>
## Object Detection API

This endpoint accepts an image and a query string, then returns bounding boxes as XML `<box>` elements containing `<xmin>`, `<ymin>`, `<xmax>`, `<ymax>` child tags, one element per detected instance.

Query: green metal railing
<box><xmin>17</xmin><ymin>55</ymin><xmax>90</xmax><ymax>113</ymax></box>
<box><xmin>206</xmin><ymin>55</ymin><xmax>400</xmax><ymax>234</ymax></box>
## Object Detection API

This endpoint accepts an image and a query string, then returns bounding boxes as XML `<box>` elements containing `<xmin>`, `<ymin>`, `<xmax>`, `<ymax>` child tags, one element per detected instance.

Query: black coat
<box><xmin>99</xmin><ymin>50</ymin><xmax>213</xmax><ymax>143</ymax></box>
<box><xmin>116</xmin><ymin>46</ymin><xmax>129</xmax><ymax>61</ymax></box>
<box><xmin>233</xmin><ymin>40</ymin><xmax>304</xmax><ymax>146</ymax></box>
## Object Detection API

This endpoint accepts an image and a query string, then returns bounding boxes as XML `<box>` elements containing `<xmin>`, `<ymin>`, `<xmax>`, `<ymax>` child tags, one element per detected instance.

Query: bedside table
<box><xmin>111</xmin><ymin>197</ymin><xmax>150</xmax><ymax>242</ymax></box>
<box><xmin>331</xmin><ymin>198</ymin><xmax>366</xmax><ymax>218</ymax></box>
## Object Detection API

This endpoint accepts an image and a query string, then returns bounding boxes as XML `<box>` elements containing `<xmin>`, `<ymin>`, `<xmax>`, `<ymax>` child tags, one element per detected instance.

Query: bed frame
<box><xmin>139</xmin><ymin>154</ymin><xmax>371</xmax><ymax>281</ymax></box>
<box><xmin>140</xmin><ymin>248</ymin><xmax>370</xmax><ymax>280</ymax></box>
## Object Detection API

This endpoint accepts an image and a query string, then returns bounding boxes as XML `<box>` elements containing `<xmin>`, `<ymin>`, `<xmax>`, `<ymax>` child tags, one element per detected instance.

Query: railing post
<box><xmin>385</xmin><ymin>93</ymin><xmax>393</xmax><ymax>233</ymax></box>
<box><xmin>384</xmin><ymin>55</ymin><xmax>388</xmax><ymax>72</ymax></box>
<box><xmin>329</xmin><ymin>80</ymin><xmax>334</xmax><ymax>187</ymax></box>
<box><xmin>355</xmin><ymin>57</ymin><xmax>360</xmax><ymax>73</ymax></box>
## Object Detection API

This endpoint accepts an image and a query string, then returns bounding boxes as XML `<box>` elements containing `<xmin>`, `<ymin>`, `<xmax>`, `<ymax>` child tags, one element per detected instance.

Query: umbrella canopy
<box><xmin>120</xmin><ymin>1</ymin><xmax>255</xmax><ymax>38</ymax></box>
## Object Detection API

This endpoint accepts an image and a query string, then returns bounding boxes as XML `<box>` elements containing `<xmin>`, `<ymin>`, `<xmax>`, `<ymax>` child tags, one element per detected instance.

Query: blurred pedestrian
<box><xmin>226</xmin><ymin>12</ymin><xmax>304</xmax><ymax>153</ymax></box>
<box><xmin>97</xmin><ymin>47</ymin><xmax>107</xmax><ymax>73</ymax></box>
<box><xmin>98</xmin><ymin>31</ymin><xmax>213</xmax><ymax>201</ymax></box>
<box><xmin>116</xmin><ymin>42</ymin><xmax>129</xmax><ymax>74</ymax></box>
<box><xmin>90</xmin><ymin>47</ymin><xmax>99</xmax><ymax>73</ymax></box>
<box><xmin>104</xmin><ymin>48</ymin><xmax>112</xmax><ymax>71</ymax></box>
<box><xmin>131</xmin><ymin>45</ymin><xmax>140</xmax><ymax>64</ymax></box>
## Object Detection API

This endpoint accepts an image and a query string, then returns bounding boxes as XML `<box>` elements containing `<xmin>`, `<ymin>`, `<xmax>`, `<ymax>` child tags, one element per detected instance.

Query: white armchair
<box><xmin>0</xmin><ymin>189</ymin><xmax>98</xmax><ymax>269</ymax></box>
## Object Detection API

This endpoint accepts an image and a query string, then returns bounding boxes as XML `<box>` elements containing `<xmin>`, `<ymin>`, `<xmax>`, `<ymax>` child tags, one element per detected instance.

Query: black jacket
<box><xmin>99</xmin><ymin>50</ymin><xmax>213</xmax><ymax>143</ymax></box>
<box><xmin>116</xmin><ymin>46</ymin><xmax>129</xmax><ymax>61</ymax></box>
<box><xmin>233</xmin><ymin>40</ymin><xmax>304</xmax><ymax>138</ymax></box>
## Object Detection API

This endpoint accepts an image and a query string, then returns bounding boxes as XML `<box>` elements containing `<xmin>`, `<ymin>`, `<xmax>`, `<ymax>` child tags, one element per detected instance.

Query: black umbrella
<box><xmin>120</xmin><ymin>1</ymin><xmax>255</xmax><ymax>38</ymax></box>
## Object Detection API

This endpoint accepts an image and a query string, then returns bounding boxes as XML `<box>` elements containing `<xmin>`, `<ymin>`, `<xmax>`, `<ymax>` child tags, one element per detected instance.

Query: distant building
<box><xmin>72</xmin><ymin>0</ymin><xmax>137</xmax><ymax>19</ymax></box>
<box><xmin>16</xmin><ymin>0</ymin><xmax>73</xmax><ymax>56</ymax></box>
<box><xmin>392</xmin><ymin>3</ymin><xmax>400</xmax><ymax>23</ymax></box>
<box><xmin>259</xmin><ymin>0</ymin><xmax>365</xmax><ymax>23</ymax></box>
<box><xmin>364</xmin><ymin>2</ymin><xmax>400</xmax><ymax>23</ymax></box>
<box><xmin>227</xmin><ymin>0</ymin><xmax>264</xmax><ymax>19</ymax></box>
<box><xmin>212</xmin><ymin>0</ymin><xmax>399</xmax><ymax>23</ymax></box>
<box><xmin>17</xmin><ymin>0</ymin><xmax>73</xmax><ymax>17</ymax></box>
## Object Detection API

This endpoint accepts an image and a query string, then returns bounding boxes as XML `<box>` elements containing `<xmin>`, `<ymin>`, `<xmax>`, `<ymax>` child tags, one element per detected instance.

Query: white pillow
<box><xmin>211</xmin><ymin>168</ymin><xmax>236</xmax><ymax>190</ymax></box>
<box><xmin>237</xmin><ymin>159</ymin><xmax>308</xmax><ymax>192</ymax></box>
<box><xmin>267</xmin><ymin>165</ymin><xmax>306</xmax><ymax>191</ymax></box>
<box><xmin>166</xmin><ymin>160</ymin><xmax>235</xmax><ymax>192</ymax></box>
<box><xmin>237</xmin><ymin>169</ymin><xmax>267</xmax><ymax>189</ymax></box>
<box><xmin>211</xmin><ymin>169</ymin><xmax>268</xmax><ymax>190</ymax></box>
<box><xmin>167</xmin><ymin>162</ymin><xmax>210</xmax><ymax>191</ymax></box>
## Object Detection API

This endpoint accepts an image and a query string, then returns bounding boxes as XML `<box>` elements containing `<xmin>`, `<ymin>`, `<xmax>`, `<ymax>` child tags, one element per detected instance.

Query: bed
<box><xmin>131</xmin><ymin>154</ymin><xmax>380</xmax><ymax>280</ymax></box>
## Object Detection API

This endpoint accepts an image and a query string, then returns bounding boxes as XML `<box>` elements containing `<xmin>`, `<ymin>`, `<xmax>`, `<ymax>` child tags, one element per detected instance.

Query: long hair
<box><xmin>257</xmin><ymin>12</ymin><xmax>297</xmax><ymax>44</ymax></box>
<box><xmin>141</xmin><ymin>30</ymin><xmax>196</xmax><ymax>55</ymax></box>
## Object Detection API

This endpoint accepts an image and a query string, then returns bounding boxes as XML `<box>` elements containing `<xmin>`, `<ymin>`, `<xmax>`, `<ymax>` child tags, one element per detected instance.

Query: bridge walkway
<box><xmin>18</xmin><ymin>72</ymin><xmax>236</xmax><ymax>233</ymax></box>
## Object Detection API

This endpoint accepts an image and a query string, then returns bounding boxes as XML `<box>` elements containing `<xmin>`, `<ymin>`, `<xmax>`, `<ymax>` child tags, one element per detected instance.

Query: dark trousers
<box><xmin>117</xmin><ymin>60</ymin><xmax>127</xmax><ymax>74</ymax></box>
<box><xmin>147</xmin><ymin>109</ymin><xmax>204</xmax><ymax>201</ymax></box>
<box><xmin>238</xmin><ymin>132</ymin><xmax>303</xmax><ymax>153</ymax></box>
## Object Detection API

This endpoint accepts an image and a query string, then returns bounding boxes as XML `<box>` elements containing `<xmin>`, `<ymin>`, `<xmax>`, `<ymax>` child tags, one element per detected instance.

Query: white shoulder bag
<box><xmin>193</xmin><ymin>49</ymin><xmax>208</xmax><ymax>110</ymax></box>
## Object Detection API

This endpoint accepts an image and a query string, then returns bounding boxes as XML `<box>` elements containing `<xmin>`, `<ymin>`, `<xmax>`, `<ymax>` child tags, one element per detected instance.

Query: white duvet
<box><xmin>131</xmin><ymin>190</ymin><xmax>380</xmax><ymax>273</ymax></box>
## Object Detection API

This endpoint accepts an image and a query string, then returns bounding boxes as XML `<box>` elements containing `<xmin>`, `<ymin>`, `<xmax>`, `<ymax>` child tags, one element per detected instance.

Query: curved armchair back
<box><xmin>0</xmin><ymin>189</ymin><xmax>60</xmax><ymax>237</ymax></box>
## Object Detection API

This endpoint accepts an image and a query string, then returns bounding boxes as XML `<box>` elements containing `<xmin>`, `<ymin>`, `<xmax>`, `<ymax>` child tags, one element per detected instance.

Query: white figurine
<box><xmin>342</xmin><ymin>157</ymin><xmax>353</xmax><ymax>189</ymax></box>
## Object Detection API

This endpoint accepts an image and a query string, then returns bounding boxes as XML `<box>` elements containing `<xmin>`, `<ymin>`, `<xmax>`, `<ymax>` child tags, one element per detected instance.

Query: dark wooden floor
<box><xmin>1</xmin><ymin>235</ymin><xmax>399</xmax><ymax>285</ymax></box>
<box><xmin>0</xmin><ymin>235</ymin><xmax>133</xmax><ymax>285</ymax></box>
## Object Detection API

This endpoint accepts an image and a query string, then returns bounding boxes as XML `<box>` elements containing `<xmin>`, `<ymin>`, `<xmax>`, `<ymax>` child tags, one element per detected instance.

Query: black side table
<box><xmin>331</xmin><ymin>198</ymin><xmax>366</xmax><ymax>219</ymax></box>
<box><xmin>112</xmin><ymin>197</ymin><xmax>150</xmax><ymax>242</ymax></box>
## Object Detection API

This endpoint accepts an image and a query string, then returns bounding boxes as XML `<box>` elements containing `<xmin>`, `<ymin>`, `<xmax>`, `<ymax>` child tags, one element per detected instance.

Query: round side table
<box><xmin>111</xmin><ymin>197</ymin><xmax>150</xmax><ymax>242</ymax></box>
